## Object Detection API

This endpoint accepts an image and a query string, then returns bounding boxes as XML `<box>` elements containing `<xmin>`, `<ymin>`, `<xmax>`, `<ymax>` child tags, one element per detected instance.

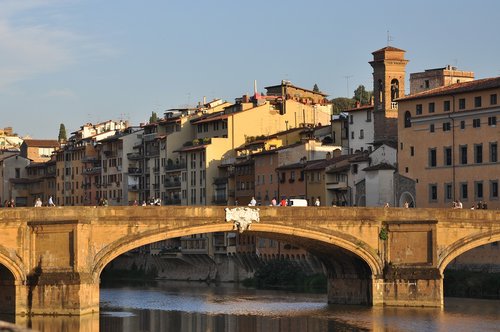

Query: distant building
<box><xmin>410</xmin><ymin>65</ymin><xmax>474</xmax><ymax>95</ymax></box>
<box><xmin>20</xmin><ymin>139</ymin><xmax>60</xmax><ymax>163</ymax></box>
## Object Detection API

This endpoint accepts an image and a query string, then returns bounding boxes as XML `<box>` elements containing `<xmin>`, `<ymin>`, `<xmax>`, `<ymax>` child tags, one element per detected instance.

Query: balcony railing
<box><xmin>164</xmin><ymin>197</ymin><xmax>181</xmax><ymax>205</ymax></box>
<box><xmin>164</xmin><ymin>162</ymin><xmax>187</xmax><ymax>172</ymax></box>
<box><xmin>128</xmin><ymin>185</ymin><xmax>139</xmax><ymax>191</ymax></box>
<box><xmin>164</xmin><ymin>180</ymin><xmax>181</xmax><ymax>188</ymax></box>
<box><xmin>128</xmin><ymin>167</ymin><xmax>143</xmax><ymax>174</ymax></box>
<box><xmin>82</xmin><ymin>167</ymin><xmax>102</xmax><ymax>175</ymax></box>
<box><xmin>127</xmin><ymin>152</ymin><xmax>143</xmax><ymax>160</ymax></box>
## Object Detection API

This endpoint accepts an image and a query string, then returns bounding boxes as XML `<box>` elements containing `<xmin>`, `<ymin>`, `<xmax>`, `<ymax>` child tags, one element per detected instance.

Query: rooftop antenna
<box><xmin>387</xmin><ymin>30</ymin><xmax>394</xmax><ymax>46</ymax></box>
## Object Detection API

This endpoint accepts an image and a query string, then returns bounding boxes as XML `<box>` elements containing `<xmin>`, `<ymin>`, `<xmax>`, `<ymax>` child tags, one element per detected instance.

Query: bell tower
<box><xmin>369</xmin><ymin>46</ymin><xmax>408</xmax><ymax>144</ymax></box>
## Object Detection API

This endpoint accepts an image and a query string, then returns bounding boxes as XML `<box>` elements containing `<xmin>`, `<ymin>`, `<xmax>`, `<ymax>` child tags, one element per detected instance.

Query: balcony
<box><xmin>213</xmin><ymin>177</ymin><xmax>228</xmax><ymax>185</ymax></box>
<box><xmin>127</xmin><ymin>152</ymin><xmax>143</xmax><ymax>160</ymax></box>
<box><xmin>128</xmin><ymin>185</ymin><xmax>139</xmax><ymax>191</ymax></box>
<box><xmin>213</xmin><ymin>196</ymin><xmax>228</xmax><ymax>205</ymax></box>
<box><xmin>164</xmin><ymin>197</ymin><xmax>181</xmax><ymax>205</ymax></box>
<box><xmin>326</xmin><ymin>180</ymin><xmax>348</xmax><ymax>190</ymax></box>
<box><xmin>82</xmin><ymin>167</ymin><xmax>102</xmax><ymax>175</ymax></box>
<box><xmin>143</xmin><ymin>133</ymin><xmax>157</xmax><ymax>142</ymax></box>
<box><xmin>164</xmin><ymin>162</ymin><xmax>187</xmax><ymax>172</ymax></box>
<box><xmin>164</xmin><ymin>179</ymin><xmax>181</xmax><ymax>188</ymax></box>
<box><xmin>128</xmin><ymin>167</ymin><xmax>143</xmax><ymax>174</ymax></box>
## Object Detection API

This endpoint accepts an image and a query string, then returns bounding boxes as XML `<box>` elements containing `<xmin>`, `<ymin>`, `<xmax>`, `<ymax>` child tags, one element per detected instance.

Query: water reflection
<box><xmin>5</xmin><ymin>281</ymin><xmax>500</xmax><ymax>332</ymax></box>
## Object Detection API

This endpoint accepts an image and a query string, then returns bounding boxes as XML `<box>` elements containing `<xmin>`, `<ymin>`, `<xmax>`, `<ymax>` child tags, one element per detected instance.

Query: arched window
<box><xmin>391</xmin><ymin>79</ymin><xmax>399</xmax><ymax>101</ymax></box>
<box><xmin>404</xmin><ymin>111</ymin><xmax>412</xmax><ymax>128</ymax></box>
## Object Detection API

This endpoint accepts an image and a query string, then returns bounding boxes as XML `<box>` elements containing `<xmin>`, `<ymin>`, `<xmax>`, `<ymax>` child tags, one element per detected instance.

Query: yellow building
<box><xmin>398</xmin><ymin>77</ymin><xmax>500</xmax><ymax>208</ymax></box>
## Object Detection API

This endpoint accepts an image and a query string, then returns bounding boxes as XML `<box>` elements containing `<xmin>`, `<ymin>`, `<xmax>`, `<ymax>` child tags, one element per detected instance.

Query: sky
<box><xmin>1</xmin><ymin>0</ymin><xmax>499</xmax><ymax>138</ymax></box>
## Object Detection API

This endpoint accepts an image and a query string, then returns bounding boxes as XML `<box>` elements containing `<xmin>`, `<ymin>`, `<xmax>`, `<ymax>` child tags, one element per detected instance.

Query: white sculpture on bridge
<box><xmin>225</xmin><ymin>207</ymin><xmax>260</xmax><ymax>233</ymax></box>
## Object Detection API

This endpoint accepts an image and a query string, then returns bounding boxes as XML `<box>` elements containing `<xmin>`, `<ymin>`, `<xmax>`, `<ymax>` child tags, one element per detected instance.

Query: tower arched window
<box><xmin>391</xmin><ymin>79</ymin><xmax>399</xmax><ymax>101</ymax></box>
<box><xmin>404</xmin><ymin>111</ymin><xmax>412</xmax><ymax>128</ymax></box>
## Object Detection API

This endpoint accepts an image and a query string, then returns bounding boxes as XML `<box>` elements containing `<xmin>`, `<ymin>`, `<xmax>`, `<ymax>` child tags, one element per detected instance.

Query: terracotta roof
<box><xmin>398</xmin><ymin>76</ymin><xmax>500</xmax><ymax>101</ymax></box>
<box><xmin>344</xmin><ymin>104</ymin><xmax>374</xmax><ymax>113</ymax></box>
<box><xmin>191</xmin><ymin>113</ymin><xmax>230</xmax><ymax>125</ymax></box>
<box><xmin>372</xmin><ymin>46</ymin><xmax>406</xmax><ymax>54</ymax></box>
<box><xmin>22</xmin><ymin>139</ymin><xmax>59</xmax><ymax>148</ymax></box>
<box><xmin>363</xmin><ymin>163</ymin><xmax>396</xmax><ymax>171</ymax></box>
<box><xmin>304</xmin><ymin>155</ymin><xmax>351</xmax><ymax>171</ymax></box>
<box><xmin>174</xmin><ymin>144</ymin><xmax>208</xmax><ymax>153</ymax></box>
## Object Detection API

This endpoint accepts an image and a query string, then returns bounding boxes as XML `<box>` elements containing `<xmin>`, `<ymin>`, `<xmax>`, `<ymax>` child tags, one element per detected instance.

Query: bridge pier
<box><xmin>376</xmin><ymin>267</ymin><xmax>443</xmax><ymax>307</ymax></box>
<box><xmin>26</xmin><ymin>272</ymin><xmax>99</xmax><ymax>316</ymax></box>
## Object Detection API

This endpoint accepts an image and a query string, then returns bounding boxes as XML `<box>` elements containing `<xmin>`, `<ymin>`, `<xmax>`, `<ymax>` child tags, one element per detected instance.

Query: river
<box><xmin>7</xmin><ymin>280</ymin><xmax>500</xmax><ymax>331</ymax></box>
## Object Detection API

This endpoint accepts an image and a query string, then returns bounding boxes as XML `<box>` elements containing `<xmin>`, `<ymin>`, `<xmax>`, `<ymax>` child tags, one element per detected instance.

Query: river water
<box><xmin>11</xmin><ymin>280</ymin><xmax>500</xmax><ymax>331</ymax></box>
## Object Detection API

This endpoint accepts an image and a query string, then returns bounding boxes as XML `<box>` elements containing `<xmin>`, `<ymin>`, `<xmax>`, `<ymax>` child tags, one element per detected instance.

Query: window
<box><xmin>416</xmin><ymin>104</ymin><xmax>423</xmax><ymax>115</ymax></box>
<box><xmin>444</xmin><ymin>100</ymin><xmax>451</xmax><ymax>112</ymax></box>
<box><xmin>490</xmin><ymin>142</ymin><xmax>498</xmax><ymax>162</ymax></box>
<box><xmin>474</xmin><ymin>96</ymin><xmax>482</xmax><ymax>108</ymax></box>
<box><xmin>472</xmin><ymin>118</ymin><xmax>481</xmax><ymax>128</ymax></box>
<box><xmin>461</xmin><ymin>183</ymin><xmax>468</xmax><ymax>200</ymax></box>
<box><xmin>429</xmin><ymin>148</ymin><xmax>437</xmax><ymax>167</ymax></box>
<box><xmin>444</xmin><ymin>147</ymin><xmax>452</xmax><ymax>166</ymax></box>
<box><xmin>404</xmin><ymin>111</ymin><xmax>411</xmax><ymax>128</ymax></box>
<box><xmin>488</xmin><ymin>116</ymin><xmax>497</xmax><ymax>126</ymax></box>
<box><xmin>197</xmin><ymin>124</ymin><xmax>202</xmax><ymax>133</ymax></box>
<box><xmin>491</xmin><ymin>180</ymin><xmax>499</xmax><ymax>199</ymax></box>
<box><xmin>442</xmin><ymin>122</ymin><xmax>451</xmax><ymax>131</ymax></box>
<box><xmin>491</xmin><ymin>94</ymin><xmax>498</xmax><ymax>105</ymax></box>
<box><xmin>475</xmin><ymin>144</ymin><xmax>483</xmax><ymax>163</ymax></box>
<box><xmin>460</xmin><ymin>120</ymin><xmax>466</xmax><ymax>130</ymax></box>
<box><xmin>352</xmin><ymin>164</ymin><xmax>358</xmax><ymax>174</ymax></box>
<box><xmin>459</xmin><ymin>98</ymin><xmax>466</xmax><ymax>109</ymax></box>
<box><xmin>429</xmin><ymin>184</ymin><xmax>438</xmax><ymax>202</ymax></box>
<box><xmin>445</xmin><ymin>183</ymin><xmax>453</xmax><ymax>201</ymax></box>
<box><xmin>460</xmin><ymin>145</ymin><xmax>468</xmax><ymax>165</ymax></box>
<box><xmin>400</xmin><ymin>142</ymin><xmax>404</xmax><ymax>150</ymax></box>
<box><xmin>410</xmin><ymin>146</ymin><xmax>415</xmax><ymax>156</ymax></box>
<box><xmin>430</xmin><ymin>124</ymin><xmax>435</xmax><ymax>133</ymax></box>
<box><xmin>428</xmin><ymin>102</ymin><xmax>435</xmax><ymax>113</ymax></box>
<box><xmin>351</xmin><ymin>131</ymin><xmax>354</xmax><ymax>139</ymax></box>
<box><xmin>366</xmin><ymin>110</ymin><xmax>372</xmax><ymax>122</ymax></box>
<box><xmin>349</xmin><ymin>115</ymin><xmax>353</xmax><ymax>124</ymax></box>
<box><xmin>475</xmin><ymin>181</ymin><xmax>484</xmax><ymax>200</ymax></box>
<box><xmin>425</xmin><ymin>80</ymin><xmax>430</xmax><ymax>88</ymax></box>
<box><xmin>15</xmin><ymin>168</ymin><xmax>20</xmax><ymax>178</ymax></box>
<box><xmin>359</xmin><ymin>129</ymin><xmax>364</xmax><ymax>139</ymax></box>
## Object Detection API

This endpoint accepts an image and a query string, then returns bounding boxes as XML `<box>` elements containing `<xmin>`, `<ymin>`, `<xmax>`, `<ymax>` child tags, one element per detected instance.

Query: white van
<box><xmin>288</xmin><ymin>198</ymin><xmax>308</xmax><ymax>206</ymax></box>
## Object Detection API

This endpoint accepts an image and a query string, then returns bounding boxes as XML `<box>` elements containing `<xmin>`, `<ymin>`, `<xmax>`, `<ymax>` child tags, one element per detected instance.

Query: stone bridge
<box><xmin>0</xmin><ymin>206</ymin><xmax>499</xmax><ymax>316</ymax></box>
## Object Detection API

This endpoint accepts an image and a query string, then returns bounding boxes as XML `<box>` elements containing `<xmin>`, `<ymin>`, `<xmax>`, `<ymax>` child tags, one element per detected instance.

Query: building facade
<box><xmin>398</xmin><ymin>77</ymin><xmax>500</xmax><ymax>208</ymax></box>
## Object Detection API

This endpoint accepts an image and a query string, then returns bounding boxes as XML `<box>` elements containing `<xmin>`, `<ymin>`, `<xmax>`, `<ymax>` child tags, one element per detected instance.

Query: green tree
<box><xmin>58</xmin><ymin>123</ymin><xmax>67</xmax><ymax>142</ymax></box>
<box><xmin>313</xmin><ymin>83</ymin><xmax>320</xmax><ymax>92</ymax></box>
<box><xmin>353</xmin><ymin>85</ymin><xmax>373</xmax><ymax>105</ymax></box>
<box><xmin>331</xmin><ymin>97</ymin><xmax>356</xmax><ymax>114</ymax></box>
<box><xmin>149</xmin><ymin>111</ymin><xmax>158</xmax><ymax>123</ymax></box>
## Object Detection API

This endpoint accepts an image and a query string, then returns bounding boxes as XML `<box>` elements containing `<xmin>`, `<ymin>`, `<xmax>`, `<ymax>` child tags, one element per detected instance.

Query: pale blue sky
<box><xmin>1</xmin><ymin>0</ymin><xmax>499</xmax><ymax>138</ymax></box>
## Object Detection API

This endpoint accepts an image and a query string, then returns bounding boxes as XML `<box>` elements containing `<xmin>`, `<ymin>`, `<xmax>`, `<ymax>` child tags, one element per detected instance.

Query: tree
<box><xmin>331</xmin><ymin>97</ymin><xmax>356</xmax><ymax>114</ymax></box>
<box><xmin>313</xmin><ymin>84</ymin><xmax>320</xmax><ymax>92</ymax></box>
<box><xmin>353</xmin><ymin>85</ymin><xmax>373</xmax><ymax>105</ymax></box>
<box><xmin>149</xmin><ymin>111</ymin><xmax>158</xmax><ymax>123</ymax></box>
<box><xmin>58</xmin><ymin>123</ymin><xmax>67</xmax><ymax>142</ymax></box>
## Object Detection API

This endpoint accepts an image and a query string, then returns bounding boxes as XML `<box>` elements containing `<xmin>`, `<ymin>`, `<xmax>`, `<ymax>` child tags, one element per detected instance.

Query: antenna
<box><xmin>343</xmin><ymin>75</ymin><xmax>353</xmax><ymax>97</ymax></box>
<box><xmin>387</xmin><ymin>30</ymin><xmax>394</xmax><ymax>46</ymax></box>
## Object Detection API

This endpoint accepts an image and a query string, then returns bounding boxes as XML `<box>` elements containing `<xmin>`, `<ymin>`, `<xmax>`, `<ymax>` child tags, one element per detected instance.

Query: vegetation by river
<box><xmin>444</xmin><ymin>270</ymin><xmax>500</xmax><ymax>299</ymax></box>
<box><xmin>242</xmin><ymin>259</ymin><xmax>327</xmax><ymax>293</ymax></box>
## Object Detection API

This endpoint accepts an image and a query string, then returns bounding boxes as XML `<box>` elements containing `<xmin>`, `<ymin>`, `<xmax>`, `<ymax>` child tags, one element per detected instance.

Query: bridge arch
<box><xmin>0</xmin><ymin>247</ymin><xmax>26</xmax><ymax>282</ymax></box>
<box><xmin>92</xmin><ymin>222</ymin><xmax>384</xmax><ymax>279</ymax></box>
<box><xmin>438</xmin><ymin>230</ymin><xmax>500</xmax><ymax>274</ymax></box>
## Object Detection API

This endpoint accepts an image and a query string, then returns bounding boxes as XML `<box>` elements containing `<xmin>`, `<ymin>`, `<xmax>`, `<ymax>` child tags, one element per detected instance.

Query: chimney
<box><xmin>355</xmin><ymin>101</ymin><xmax>361</xmax><ymax>108</ymax></box>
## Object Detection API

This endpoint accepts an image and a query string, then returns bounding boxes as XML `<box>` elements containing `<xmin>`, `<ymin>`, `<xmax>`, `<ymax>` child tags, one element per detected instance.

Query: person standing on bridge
<box><xmin>48</xmin><ymin>196</ymin><xmax>55</xmax><ymax>207</ymax></box>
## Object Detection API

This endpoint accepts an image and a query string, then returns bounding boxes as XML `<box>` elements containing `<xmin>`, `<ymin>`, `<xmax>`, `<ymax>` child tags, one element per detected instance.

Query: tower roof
<box><xmin>372</xmin><ymin>46</ymin><xmax>406</xmax><ymax>54</ymax></box>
